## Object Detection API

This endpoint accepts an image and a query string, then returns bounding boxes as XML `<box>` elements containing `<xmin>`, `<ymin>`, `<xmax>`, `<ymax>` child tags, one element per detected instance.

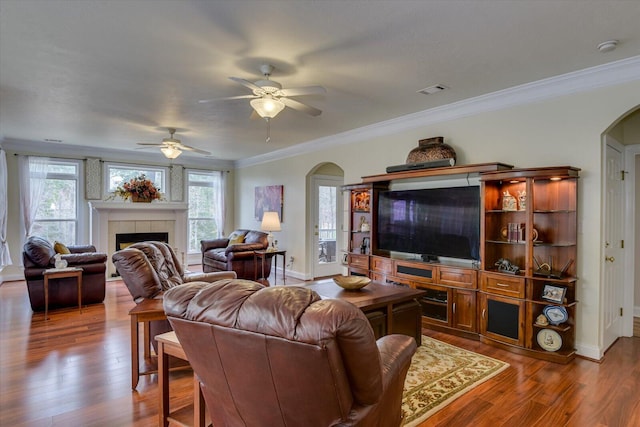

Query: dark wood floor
<box><xmin>1</xmin><ymin>273</ymin><xmax>639</xmax><ymax>426</ymax></box>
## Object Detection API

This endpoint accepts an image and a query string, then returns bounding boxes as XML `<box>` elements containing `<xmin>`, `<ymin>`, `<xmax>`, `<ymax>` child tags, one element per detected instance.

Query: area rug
<box><xmin>401</xmin><ymin>336</ymin><xmax>509</xmax><ymax>426</ymax></box>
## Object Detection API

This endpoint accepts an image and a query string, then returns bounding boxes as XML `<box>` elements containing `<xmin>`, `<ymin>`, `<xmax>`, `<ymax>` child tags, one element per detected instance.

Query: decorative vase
<box><xmin>406</xmin><ymin>136</ymin><xmax>457</xmax><ymax>164</ymax></box>
<box><xmin>131</xmin><ymin>194</ymin><xmax>152</xmax><ymax>203</ymax></box>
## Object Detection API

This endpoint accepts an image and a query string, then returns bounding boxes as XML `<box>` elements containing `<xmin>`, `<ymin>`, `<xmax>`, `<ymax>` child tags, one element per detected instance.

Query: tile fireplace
<box><xmin>89</xmin><ymin>201</ymin><xmax>188</xmax><ymax>277</ymax></box>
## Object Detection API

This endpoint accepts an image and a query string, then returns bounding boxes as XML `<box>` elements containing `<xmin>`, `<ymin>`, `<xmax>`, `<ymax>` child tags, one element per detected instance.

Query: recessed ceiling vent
<box><xmin>417</xmin><ymin>84</ymin><xmax>449</xmax><ymax>95</ymax></box>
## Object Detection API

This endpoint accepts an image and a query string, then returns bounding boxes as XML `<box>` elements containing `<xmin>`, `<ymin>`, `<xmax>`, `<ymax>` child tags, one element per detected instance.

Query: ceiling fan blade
<box><xmin>178</xmin><ymin>144</ymin><xmax>211</xmax><ymax>155</ymax></box>
<box><xmin>279</xmin><ymin>85</ymin><xmax>326</xmax><ymax>97</ymax></box>
<box><xmin>198</xmin><ymin>94</ymin><xmax>257</xmax><ymax>103</ymax></box>
<box><xmin>136</xmin><ymin>142</ymin><xmax>165</xmax><ymax>146</ymax></box>
<box><xmin>281</xmin><ymin>97</ymin><xmax>322</xmax><ymax>117</ymax></box>
<box><xmin>229</xmin><ymin>76</ymin><xmax>262</xmax><ymax>93</ymax></box>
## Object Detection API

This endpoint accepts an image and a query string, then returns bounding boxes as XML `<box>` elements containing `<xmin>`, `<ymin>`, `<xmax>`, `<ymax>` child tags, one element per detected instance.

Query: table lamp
<box><xmin>261</xmin><ymin>211</ymin><xmax>281</xmax><ymax>251</ymax></box>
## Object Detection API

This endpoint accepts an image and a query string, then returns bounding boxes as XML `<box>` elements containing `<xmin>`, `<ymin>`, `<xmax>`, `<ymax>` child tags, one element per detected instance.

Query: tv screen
<box><xmin>377</xmin><ymin>186</ymin><xmax>480</xmax><ymax>260</ymax></box>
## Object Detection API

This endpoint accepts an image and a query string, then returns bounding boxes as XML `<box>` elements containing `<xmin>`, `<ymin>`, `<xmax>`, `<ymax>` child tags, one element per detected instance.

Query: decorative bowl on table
<box><xmin>333</xmin><ymin>275</ymin><xmax>371</xmax><ymax>290</ymax></box>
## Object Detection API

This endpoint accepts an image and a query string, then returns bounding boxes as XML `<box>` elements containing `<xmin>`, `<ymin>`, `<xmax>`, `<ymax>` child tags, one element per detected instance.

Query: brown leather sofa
<box><xmin>163</xmin><ymin>279</ymin><xmax>417</xmax><ymax>427</ymax></box>
<box><xmin>23</xmin><ymin>236</ymin><xmax>107</xmax><ymax>311</ymax></box>
<box><xmin>200</xmin><ymin>229</ymin><xmax>274</xmax><ymax>280</ymax></box>
<box><xmin>112</xmin><ymin>241</ymin><xmax>237</xmax><ymax>352</ymax></box>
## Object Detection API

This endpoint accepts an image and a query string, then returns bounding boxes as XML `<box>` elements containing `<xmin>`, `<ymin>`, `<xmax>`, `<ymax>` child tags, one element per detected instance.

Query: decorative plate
<box><xmin>537</xmin><ymin>329</ymin><xmax>562</xmax><ymax>352</ymax></box>
<box><xmin>333</xmin><ymin>275</ymin><xmax>371</xmax><ymax>290</ymax></box>
<box><xmin>543</xmin><ymin>305</ymin><xmax>568</xmax><ymax>325</ymax></box>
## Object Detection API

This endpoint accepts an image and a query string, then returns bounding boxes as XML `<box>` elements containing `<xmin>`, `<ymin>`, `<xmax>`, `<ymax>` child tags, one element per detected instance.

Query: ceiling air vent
<box><xmin>417</xmin><ymin>84</ymin><xmax>449</xmax><ymax>95</ymax></box>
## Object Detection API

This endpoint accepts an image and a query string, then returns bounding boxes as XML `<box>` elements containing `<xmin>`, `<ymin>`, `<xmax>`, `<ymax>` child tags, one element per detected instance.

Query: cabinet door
<box><xmin>452</xmin><ymin>289</ymin><xmax>476</xmax><ymax>332</ymax></box>
<box><xmin>479</xmin><ymin>292</ymin><xmax>525</xmax><ymax>347</ymax></box>
<box><xmin>416</xmin><ymin>283</ymin><xmax>450</xmax><ymax>327</ymax></box>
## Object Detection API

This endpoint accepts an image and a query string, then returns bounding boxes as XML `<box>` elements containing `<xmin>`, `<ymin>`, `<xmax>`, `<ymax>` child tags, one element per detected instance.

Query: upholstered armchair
<box><xmin>22</xmin><ymin>236</ymin><xmax>107</xmax><ymax>311</ymax></box>
<box><xmin>112</xmin><ymin>241</ymin><xmax>237</xmax><ymax>351</ymax></box>
<box><xmin>200</xmin><ymin>229</ymin><xmax>274</xmax><ymax>279</ymax></box>
<box><xmin>163</xmin><ymin>280</ymin><xmax>417</xmax><ymax>427</ymax></box>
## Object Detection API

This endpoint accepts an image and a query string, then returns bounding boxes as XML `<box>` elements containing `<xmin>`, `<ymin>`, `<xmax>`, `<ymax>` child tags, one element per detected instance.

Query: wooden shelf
<box><xmin>361</xmin><ymin>162</ymin><xmax>514</xmax><ymax>183</ymax></box>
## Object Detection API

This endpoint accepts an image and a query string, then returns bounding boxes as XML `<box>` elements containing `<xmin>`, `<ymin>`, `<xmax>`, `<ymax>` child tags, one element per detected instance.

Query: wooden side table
<box><xmin>127</xmin><ymin>298</ymin><xmax>167</xmax><ymax>389</ymax></box>
<box><xmin>253</xmin><ymin>249</ymin><xmax>286</xmax><ymax>285</ymax></box>
<box><xmin>42</xmin><ymin>267</ymin><xmax>83</xmax><ymax>320</ymax></box>
<box><xmin>156</xmin><ymin>331</ymin><xmax>208</xmax><ymax>427</ymax></box>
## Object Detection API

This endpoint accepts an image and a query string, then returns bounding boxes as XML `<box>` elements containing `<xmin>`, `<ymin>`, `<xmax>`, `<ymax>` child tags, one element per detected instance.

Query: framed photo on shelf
<box><xmin>541</xmin><ymin>284</ymin><xmax>567</xmax><ymax>304</ymax></box>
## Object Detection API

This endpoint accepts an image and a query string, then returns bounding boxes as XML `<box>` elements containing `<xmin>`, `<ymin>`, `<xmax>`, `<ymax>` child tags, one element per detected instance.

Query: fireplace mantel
<box><xmin>89</xmin><ymin>201</ymin><xmax>189</xmax><ymax>276</ymax></box>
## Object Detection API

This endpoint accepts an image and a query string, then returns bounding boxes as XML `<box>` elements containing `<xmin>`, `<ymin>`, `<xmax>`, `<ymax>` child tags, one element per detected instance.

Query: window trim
<box><xmin>103</xmin><ymin>162</ymin><xmax>169</xmax><ymax>198</ymax></box>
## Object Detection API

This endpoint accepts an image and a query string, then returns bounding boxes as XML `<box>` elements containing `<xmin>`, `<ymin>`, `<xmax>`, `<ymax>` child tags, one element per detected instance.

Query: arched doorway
<box><xmin>601</xmin><ymin>105</ymin><xmax>640</xmax><ymax>349</ymax></box>
<box><xmin>307</xmin><ymin>163</ymin><xmax>344</xmax><ymax>279</ymax></box>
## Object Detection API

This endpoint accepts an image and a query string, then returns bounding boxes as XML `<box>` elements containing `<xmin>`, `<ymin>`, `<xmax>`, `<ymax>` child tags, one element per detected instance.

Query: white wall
<box><xmin>235</xmin><ymin>79</ymin><xmax>640</xmax><ymax>359</ymax></box>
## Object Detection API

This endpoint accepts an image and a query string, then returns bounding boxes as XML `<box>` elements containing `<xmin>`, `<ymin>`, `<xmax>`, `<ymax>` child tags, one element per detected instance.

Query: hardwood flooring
<box><xmin>1</xmin><ymin>273</ymin><xmax>639</xmax><ymax>426</ymax></box>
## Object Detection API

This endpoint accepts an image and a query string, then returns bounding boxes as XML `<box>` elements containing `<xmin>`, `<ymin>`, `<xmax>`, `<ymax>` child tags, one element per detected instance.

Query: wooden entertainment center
<box><xmin>343</xmin><ymin>163</ymin><xmax>580</xmax><ymax>363</ymax></box>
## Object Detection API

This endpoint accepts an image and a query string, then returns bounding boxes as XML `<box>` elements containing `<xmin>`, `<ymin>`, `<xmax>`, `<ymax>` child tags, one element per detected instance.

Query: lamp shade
<box><xmin>250</xmin><ymin>95</ymin><xmax>285</xmax><ymax>119</ymax></box>
<box><xmin>261</xmin><ymin>211</ymin><xmax>281</xmax><ymax>232</ymax></box>
<box><xmin>161</xmin><ymin>146</ymin><xmax>182</xmax><ymax>159</ymax></box>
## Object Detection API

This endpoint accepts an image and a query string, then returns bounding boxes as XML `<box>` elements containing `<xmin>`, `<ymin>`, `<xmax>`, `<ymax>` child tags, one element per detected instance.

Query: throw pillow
<box><xmin>54</xmin><ymin>241</ymin><xmax>71</xmax><ymax>254</ymax></box>
<box><xmin>228</xmin><ymin>232</ymin><xmax>245</xmax><ymax>246</ymax></box>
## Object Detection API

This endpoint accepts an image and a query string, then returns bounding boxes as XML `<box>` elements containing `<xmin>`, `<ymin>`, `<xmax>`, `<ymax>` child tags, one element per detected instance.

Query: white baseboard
<box><xmin>634</xmin><ymin>306</ymin><xmax>640</xmax><ymax>317</ymax></box>
<box><xmin>575</xmin><ymin>342</ymin><xmax>603</xmax><ymax>361</ymax></box>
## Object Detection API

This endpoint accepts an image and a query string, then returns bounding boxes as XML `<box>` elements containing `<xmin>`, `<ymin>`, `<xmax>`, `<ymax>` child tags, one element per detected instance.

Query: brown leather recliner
<box><xmin>23</xmin><ymin>236</ymin><xmax>107</xmax><ymax>311</ymax></box>
<box><xmin>200</xmin><ymin>229</ymin><xmax>274</xmax><ymax>279</ymax></box>
<box><xmin>163</xmin><ymin>279</ymin><xmax>417</xmax><ymax>427</ymax></box>
<box><xmin>112</xmin><ymin>241</ymin><xmax>237</xmax><ymax>351</ymax></box>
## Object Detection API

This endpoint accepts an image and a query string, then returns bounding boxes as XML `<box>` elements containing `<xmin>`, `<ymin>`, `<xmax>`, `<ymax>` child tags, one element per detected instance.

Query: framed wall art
<box><xmin>255</xmin><ymin>185</ymin><xmax>283</xmax><ymax>221</ymax></box>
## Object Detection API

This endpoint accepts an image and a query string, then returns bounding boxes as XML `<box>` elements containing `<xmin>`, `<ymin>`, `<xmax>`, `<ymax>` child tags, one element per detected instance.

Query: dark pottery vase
<box><xmin>406</xmin><ymin>136</ymin><xmax>457</xmax><ymax>164</ymax></box>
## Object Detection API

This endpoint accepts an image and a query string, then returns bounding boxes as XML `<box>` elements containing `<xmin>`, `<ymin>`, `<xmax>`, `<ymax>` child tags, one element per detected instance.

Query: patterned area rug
<box><xmin>402</xmin><ymin>336</ymin><xmax>510</xmax><ymax>426</ymax></box>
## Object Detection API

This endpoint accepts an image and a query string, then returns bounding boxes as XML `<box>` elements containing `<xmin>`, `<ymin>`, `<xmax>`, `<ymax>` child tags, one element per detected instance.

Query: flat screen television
<box><xmin>377</xmin><ymin>186</ymin><xmax>480</xmax><ymax>261</ymax></box>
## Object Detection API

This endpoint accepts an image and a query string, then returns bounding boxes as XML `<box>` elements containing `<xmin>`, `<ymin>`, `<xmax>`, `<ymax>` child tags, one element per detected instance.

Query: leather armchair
<box><xmin>112</xmin><ymin>241</ymin><xmax>237</xmax><ymax>351</ymax></box>
<box><xmin>200</xmin><ymin>229</ymin><xmax>274</xmax><ymax>280</ymax></box>
<box><xmin>23</xmin><ymin>236</ymin><xmax>107</xmax><ymax>311</ymax></box>
<box><xmin>163</xmin><ymin>280</ymin><xmax>417</xmax><ymax>427</ymax></box>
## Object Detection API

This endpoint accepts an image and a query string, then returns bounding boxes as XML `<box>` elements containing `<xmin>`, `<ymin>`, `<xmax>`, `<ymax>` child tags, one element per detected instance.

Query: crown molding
<box><xmin>0</xmin><ymin>138</ymin><xmax>234</xmax><ymax>170</ymax></box>
<box><xmin>236</xmin><ymin>55</ymin><xmax>640</xmax><ymax>169</ymax></box>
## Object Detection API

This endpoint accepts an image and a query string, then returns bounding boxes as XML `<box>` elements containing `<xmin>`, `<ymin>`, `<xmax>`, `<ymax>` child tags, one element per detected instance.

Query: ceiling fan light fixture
<box><xmin>250</xmin><ymin>95</ymin><xmax>285</xmax><ymax>118</ymax></box>
<box><xmin>161</xmin><ymin>146</ymin><xmax>182</xmax><ymax>159</ymax></box>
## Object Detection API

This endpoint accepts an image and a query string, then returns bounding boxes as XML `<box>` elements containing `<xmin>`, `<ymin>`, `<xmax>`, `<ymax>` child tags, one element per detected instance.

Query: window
<box><xmin>106</xmin><ymin>164</ymin><xmax>166</xmax><ymax>195</ymax></box>
<box><xmin>187</xmin><ymin>171</ymin><xmax>224</xmax><ymax>253</ymax></box>
<box><xmin>32</xmin><ymin>160</ymin><xmax>79</xmax><ymax>244</ymax></box>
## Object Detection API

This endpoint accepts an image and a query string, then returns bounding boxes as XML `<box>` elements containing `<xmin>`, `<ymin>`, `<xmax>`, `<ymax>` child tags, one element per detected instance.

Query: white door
<box><xmin>603</xmin><ymin>137</ymin><xmax>625</xmax><ymax>351</ymax></box>
<box><xmin>312</xmin><ymin>176</ymin><xmax>343</xmax><ymax>278</ymax></box>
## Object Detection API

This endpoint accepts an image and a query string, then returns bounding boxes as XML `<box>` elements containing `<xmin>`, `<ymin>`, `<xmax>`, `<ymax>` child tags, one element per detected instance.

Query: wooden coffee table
<box><xmin>306</xmin><ymin>279</ymin><xmax>426</xmax><ymax>344</ymax></box>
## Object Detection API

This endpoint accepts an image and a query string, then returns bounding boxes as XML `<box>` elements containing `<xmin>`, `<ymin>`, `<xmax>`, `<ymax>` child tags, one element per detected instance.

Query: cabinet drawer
<box><xmin>395</xmin><ymin>260</ymin><xmax>436</xmax><ymax>284</ymax></box>
<box><xmin>371</xmin><ymin>256</ymin><xmax>393</xmax><ymax>274</ymax></box>
<box><xmin>349</xmin><ymin>254</ymin><xmax>369</xmax><ymax>270</ymax></box>
<box><xmin>437</xmin><ymin>266</ymin><xmax>477</xmax><ymax>289</ymax></box>
<box><xmin>480</xmin><ymin>272</ymin><xmax>525</xmax><ymax>298</ymax></box>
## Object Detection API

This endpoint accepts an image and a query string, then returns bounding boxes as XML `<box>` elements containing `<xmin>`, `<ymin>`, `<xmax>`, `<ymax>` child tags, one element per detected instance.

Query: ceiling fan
<box><xmin>199</xmin><ymin>64</ymin><xmax>326</xmax><ymax>119</ymax></box>
<box><xmin>136</xmin><ymin>128</ymin><xmax>211</xmax><ymax>159</ymax></box>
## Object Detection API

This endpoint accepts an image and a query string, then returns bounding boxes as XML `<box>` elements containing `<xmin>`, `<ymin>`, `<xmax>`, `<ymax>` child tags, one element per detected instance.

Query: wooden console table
<box><xmin>306</xmin><ymin>280</ymin><xmax>426</xmax><ymax>344</ymax></box>
<box><xmin>43</xmin><ymin>267</ymin><xmax>83</xmax><ymax>320</ymax></box>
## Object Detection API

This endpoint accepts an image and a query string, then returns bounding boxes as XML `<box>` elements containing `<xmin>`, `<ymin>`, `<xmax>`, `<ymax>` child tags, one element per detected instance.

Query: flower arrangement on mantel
<box><xmin>111</xmin><ymin>174</ymin><xmax>164</xmax><ymax>202</ymax></box>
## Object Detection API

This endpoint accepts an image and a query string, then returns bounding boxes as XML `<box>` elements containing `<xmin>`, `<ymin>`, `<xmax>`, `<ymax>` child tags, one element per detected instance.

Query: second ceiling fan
<box><xmin>200</xmin><ymin>64</ymin><xmax>326</xmax><ymax>119</ymax></box>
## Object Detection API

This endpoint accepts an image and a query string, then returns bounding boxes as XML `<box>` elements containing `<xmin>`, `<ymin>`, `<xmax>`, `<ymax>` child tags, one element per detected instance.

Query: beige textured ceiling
<box><xmin>1</xmin><ymin>0</ymin><xmax>639</xmax><ymax>163</ymax></box>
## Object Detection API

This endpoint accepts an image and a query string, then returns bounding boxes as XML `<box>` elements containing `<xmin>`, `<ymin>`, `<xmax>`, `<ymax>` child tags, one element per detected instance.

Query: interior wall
<box><xmin>235</xmin><ymin>79</ymin><xmax>640</xmax><ymax>358</ymax></box>
<box><xmin>636</xmin><ymin>154</ymin><xmax>640</xmax><ymax>313</ymax></box>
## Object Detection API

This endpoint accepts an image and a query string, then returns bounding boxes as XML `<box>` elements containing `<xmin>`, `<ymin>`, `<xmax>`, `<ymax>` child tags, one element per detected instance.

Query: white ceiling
<box><xmin>1</xmin><ymin>0</ymin><xmax>639</xmax><ymax>165</ymax></box>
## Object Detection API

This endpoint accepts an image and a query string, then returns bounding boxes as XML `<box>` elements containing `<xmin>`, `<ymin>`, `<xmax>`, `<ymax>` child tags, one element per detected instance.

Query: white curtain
<box><xmin>19</xmin><ymin>155</ymin><xmax>50</xmax><ymax>238</ymax></box>
<box><xmin>0</xmin><ymin>148</ymin><xmax>12</xmax><ymax>268</ymax></box>
<box><xmin>215</xmin><ymin>171</ymin><xmax>226</xmax><ymax>238</ymax></box>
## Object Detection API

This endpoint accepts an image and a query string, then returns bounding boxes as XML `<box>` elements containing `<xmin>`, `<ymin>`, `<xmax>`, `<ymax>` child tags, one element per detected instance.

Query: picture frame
<box><xmin>541</xmin><ymin>284</ymin><xmax>567</xmax><ymax>304</ymax></box>
<box><xmin>255</xmin><ymin>185</ymin><xmax>284</xmax><ymax>222</ymax></box>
